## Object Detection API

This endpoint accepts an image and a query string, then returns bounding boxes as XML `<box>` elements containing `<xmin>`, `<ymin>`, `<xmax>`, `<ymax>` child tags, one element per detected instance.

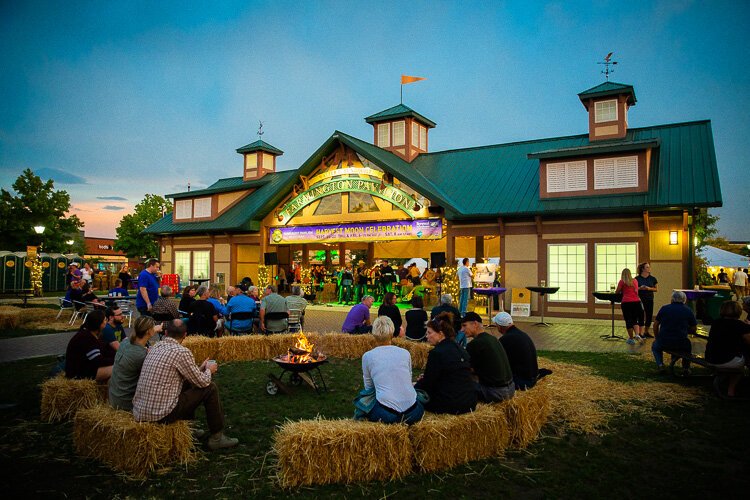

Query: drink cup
<box><xmin>540</xmin><ymin>280</ymin><xmax>546</xmax><ymax>287</ymax></box>
<box><xmin>207</xmin><ymin>359</ymin><xmax>217</xmax><ymax>369</ymax></box>
<box><xmin>694</xmin><ymin>285</ymin><xmax>700</xmax><ymax>291</ymax></box>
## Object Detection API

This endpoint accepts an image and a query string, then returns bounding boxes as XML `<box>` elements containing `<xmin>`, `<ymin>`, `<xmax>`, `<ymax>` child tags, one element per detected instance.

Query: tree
<box><xmin>114</xmin><ymin>194</ymin><xmax>171</xmax><ymax>258</ymax></box>
<box><xmin>693</xmin><ymin>210</ymin><xmax>719</xmax><ymax>252</ymax></box>
<box><xmin>0</xmin><ymin>169</ymin><xmax>84</xmax><ymax>252</ymax></box>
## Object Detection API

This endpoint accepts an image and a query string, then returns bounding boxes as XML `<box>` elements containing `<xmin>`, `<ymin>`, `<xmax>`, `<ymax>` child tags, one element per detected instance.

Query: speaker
<box><xmin>430</xmin><ymin>252</ymin><xmax>446</xmax><ymax>268</ymax></box>
<box><xmin>264</xmin><ymin>252</ymin><xmax>278</xmax><ymax>265</ymax></box>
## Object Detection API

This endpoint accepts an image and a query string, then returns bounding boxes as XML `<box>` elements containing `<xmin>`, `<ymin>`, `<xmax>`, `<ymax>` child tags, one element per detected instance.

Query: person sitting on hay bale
<box><xmin>652</xmin><ymin>290</ymin><xmax>697</xmax><ymax>374</ymax></box>
<box><xmin>461</xmin><ymin>312</ymin><xmax>515</xmax><ymax>402</ymax></box>
<box><xmin>414</xmin><ymin>313</ymin><xmax>477</xmax><ymax>414</ymax></box>
<box><xmin>132</xmin><ymin>319</ymin><xmax>239</xmax><ymax>451</ymax></box>
<box><xmin>342</xmin><ymin>295</ymin><xmax>375</xmax><ymax>334</ymax></box>
<box><xmin>355</xmin><ymin>316</ymin><xmax>425</xmax><ymax>424</ymax></box>
<box><xmin>103</xmin><ymin>305</ymin><xmax>127</xmax><ymax>344</ymax></box>
<box><xmin>65</xmin><ymin>309</ymin><xmax>114</xmax><ymax>382</ymax></box>
<box><xmin>109</xmin><ymin>316</ymin><xmax>161</xmax><ymax>411</ymax></box>
<box><xmin>705</xmin><ymin>301</ymin><xmax>750</xmax><ymax>398</ymax></box>
<box><xmin>493</xmin><ymin>312</ymin><xmax>550</xmax><ymax>390</ymax></box>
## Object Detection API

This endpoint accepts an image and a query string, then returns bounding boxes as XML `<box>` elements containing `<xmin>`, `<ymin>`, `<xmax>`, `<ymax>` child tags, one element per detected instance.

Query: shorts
<box><xmin>621</xmin><ymin>301</ymin><xmax>644</xmax><ymax>329</ymax></box>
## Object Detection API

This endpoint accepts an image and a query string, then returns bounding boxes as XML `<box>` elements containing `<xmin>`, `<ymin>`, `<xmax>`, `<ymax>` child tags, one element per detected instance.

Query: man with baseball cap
<box><xmin>493</xmin><ymin>312</ymin><xmax>546</xmax><ymax>390</ymax></box>
<box><xmin>461</xmin><ymin>311</ymin><xmax>515</xmax><ymax>402</ymax></box>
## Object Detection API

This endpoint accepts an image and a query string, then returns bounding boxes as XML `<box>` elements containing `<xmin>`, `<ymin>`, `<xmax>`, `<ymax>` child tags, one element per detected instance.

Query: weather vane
<box><xmin>257</xmin><ymin>120</ymin><xmax>264</xmax><ymax>139</ymax></box>
<box><xmin>597</xmin><ymin>52</ymin><xmax>618</xmax><ymax>81</ymax></box>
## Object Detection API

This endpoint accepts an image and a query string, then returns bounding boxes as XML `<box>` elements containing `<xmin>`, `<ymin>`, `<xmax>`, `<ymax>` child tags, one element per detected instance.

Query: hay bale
<box><xmin>391</xmin><ymin>338</ymin><xmax>432</xmax><ymax>369</ymax></box>
<box><xmin>308</xmin><ymin>333</ymin><xmax>377</xmax><ymax>359</ymax></box>
<box><xmin>74</xmin><ymin>405</ymin><xmax>195</xmax><ymax>479</ymax></box>
<box><xmin>273</xmin><ymin>417</ymin><xmax>412</xmax><ymax>487</ymax></box>
<box><xmin>40</xmin><ymin>376</ymin><xmax>103</xmax><ymax>422</ymax></box>
<box><xmin>537</xmin><ymin>357</ymin><xmax>702</xmax><ymax>435</ymax></box>
<box><xmin>0</xmin><ymin>306</ymin><xmax>21</xmax><ymax>329</ymax></box>
<box><xmin>499</xmin><ymin>384</ymin><xmax>551</xmax><ymax>449</ymax></box>
<box><xmin>410</xmin><ymin>404</ymin><xmax>511</xmax><ymax>473</ymax></box>
<box><xmin>182</xmin><ymin>335</ymin><xmax>220</xmax><ymax>362</ymax></box>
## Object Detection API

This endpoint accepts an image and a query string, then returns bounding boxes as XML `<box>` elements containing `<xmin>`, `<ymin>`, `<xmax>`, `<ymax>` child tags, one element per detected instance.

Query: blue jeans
<box><xmin>652</xmin><ymin>337</ymin><xmax>691</xmax><ymax>367</ymax></box>
<box><xmin>368</xmin><ymin>399</ymin><xmax>424</xmax><ymax>424</ymax></box>
<box><xmin>459</xmin><ymin>288</ymin><xmax>470</xmax><ymax>316</ymax></box>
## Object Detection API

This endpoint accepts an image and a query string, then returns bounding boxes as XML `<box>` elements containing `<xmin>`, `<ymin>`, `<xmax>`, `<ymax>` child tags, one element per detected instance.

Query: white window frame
<box><xmin>193</xmin><ymin>197</ymin><xmax>212</xmax><ymax>218</ymax></box>
<box><xmin>548</xmin><ymin>243</ymin><xmax>587</xmax><ymax>302</ymax></box>
<box><xmin>594</xmin><ymin>243</ymin><xmax>638</xmax><ymax>301</ymax></box>
<box><xmin>175</xmin><ymin>200</ymin><xmax>192</xmax><ymax>220</ymax></box>
<box><xmin>174</xmin><ymin>250</ymin><xmax>210</xmax><ymax>281</ymax></box>
<box><xmin>419</xmin><ymin>125</ymin><xmax>427</xmax><ymax>151</ymax></box>
<box><xmin>594</xmin><ymin>99</ymin><xmax>618</xmax><ymax>123</ymax></box>
<box><xmin>594</xmin><ymin>156</ymin><xmax>638</xmax><ymax>190</ymax></box>
<box><xmin>412</xmin><ymin>122</ymin><xmax>419</xmax><ymax>148</ymax></box>
<box><xmin>546</xmin><ymin>161</ymin><xmax>587</xmax><ymax>193</ymax></box>
<box><xmin>392</xmin><ymin>121</ymin><xmax>405</xmax><ymax>146</ymax></box>
<box><xmin>377</xmin><ymin>123</ymin><xmax>391</xmax><ymax>147</ymax></box>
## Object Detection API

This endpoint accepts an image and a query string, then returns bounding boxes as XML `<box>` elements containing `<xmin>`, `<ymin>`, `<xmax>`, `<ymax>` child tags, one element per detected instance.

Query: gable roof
<box><xmin>364</xmin><ymin>104</ymin><xmax>436</xmax><ymax>128</ymax></box>
<box><xmin>578</xmin><ymin>81</ymin><xmax>637</xmax><ymax>108</ymax></box>
<box><xmin>144</xmin><ymin>119</ymin><xmax>721</xmax><ymax>235</ymax></box>
<box><xmin>235</xmin><ymin>139</ymin><xmax>284</xmax><ymax>155</ymax></box>
<box><xmin>408</xmin><ymin>120</ymin><xmax>720</xmax><ymax>218</ymax></box>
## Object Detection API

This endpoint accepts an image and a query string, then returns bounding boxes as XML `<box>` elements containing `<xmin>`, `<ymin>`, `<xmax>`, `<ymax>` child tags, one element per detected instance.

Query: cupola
<box><xmin>578</xmin><ymin>82</ymin><xmax>637</xmax><ymax>141</ymax></box>
<box><xmin>365</xmin><ymin>104</ymin><xmax>436</xmax><ymax>162</ymax></box>
<box><xmin>236</xmin><ymin>140</ymin><xmax>283</xmax><ymax>181</ymax></box>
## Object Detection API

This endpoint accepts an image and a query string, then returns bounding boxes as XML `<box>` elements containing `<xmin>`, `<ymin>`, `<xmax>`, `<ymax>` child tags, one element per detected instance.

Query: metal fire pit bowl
<box><xmin>266</xmin><ymin>354</ymin><xmax>328</xmax><ymax>395</ymax></box>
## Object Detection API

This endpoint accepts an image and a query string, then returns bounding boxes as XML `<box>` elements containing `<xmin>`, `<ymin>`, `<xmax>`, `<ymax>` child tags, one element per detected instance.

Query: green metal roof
<box><xmin>409</xmin><ymin>120</ymin><xmax>720</xmax><ymax>218</ymax></box>
<box><xmin>144</xmin><ymin>170</ymin><xmax>297</xmax><ymax>235</ymax></box>
<box><xmin>145</xmin><ymin>119</ymin><xmax>721</xmax><ymax>235</ymax></box>
<box><xmin>235</xmin><ymin>139</ymin><xmax>284</xmax><ymax>155</ymax></box>
<box><xmin>364</xmin><ymin>104</ymin><xmax>436</xmax><ymax>128</ymax></box>
<box><xmin>578</xmin><ymin>81</ymin><xmax>637</xmax><ymax>107</ymax></box>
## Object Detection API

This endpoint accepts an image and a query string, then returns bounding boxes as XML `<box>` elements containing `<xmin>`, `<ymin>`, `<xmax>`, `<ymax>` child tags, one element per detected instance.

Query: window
<box><xmin>348</xmin><ymin>191</ymin><xmax>379</xmax><ymax>213</ymax></box>
<box><xmin>419</xmin><ymin>126</ymin><xmax>427</xmax><ymax>151</ymax></box>
<box><xmin>262</xmin><ymin>153</ymin><xmax>275</xmax><ymax>171</ymax></box>
<box><xmin>594</xmin><ymin>156</ymin><xmax>638</xmax><ymax>189</ymax></box>
<box><xmin>392</xmin><ymin>121</ymin><xmax>405</xmax><ymax>146</ymax></box>
<box><xmin>194</xmin><ymin>197</ymin><xmax>211</xmax><ymax>218</ymax></box>
<box><xmin>174</xmin><ymin>250</ymin><xmax>210</xmax><ymax>282</ymax></box>
<box><xmin>245</xmin><ymin>153</ymin><xmax>257</xmax><ymax>170</ymax></box>
<box><xmin>594</xmin><ymin>99</ymin><xmax>617</xmax><ymax>123</ymax></box>
<box><xmin>377</xmin><ymin>123</ymin><xmax>390</xmax><ymax>147</ymax></box>
<box><xmin>548</xmin><ymin>244</ymin><xmax>587</xmax><ymax>302</ymax></box>
<box><xmin>546</xmin><ymin>161</ymin><xmax>587</xmax><ymax>193</ymax></box>
<box><xmin>412</xmin><ymin>122</ymin><xmax>419</xmax><ymax>148</ymax></box>
<box><xmin>595</xmin><ymin>243</ymin><xmax>637</xmax><ymax>298</ymax></box>
<box><xmin>175</xmin><ymin>200</ymin><xmax>192</xmax><ymax>219</ymax></box>
<box><xmin>313</xmin><ymin>193</ymin><xmax>342</xmax><ymax>215</ymax></box>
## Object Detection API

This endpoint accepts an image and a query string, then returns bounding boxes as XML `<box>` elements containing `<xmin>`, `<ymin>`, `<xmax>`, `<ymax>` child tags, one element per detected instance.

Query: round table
<box><xmin>472</xmin><ymin>287</ymin><xmax>506</xmax><ymax>324</ymax></box>
<box><xmin>592</xmin><ymin>291</ymin><xmax>624</xmax><ymax>340</ymax></box>
<box><xmin>525</xmin><ymin>286</ymin><xmax>560</xmax><ymax>326</ymax></box>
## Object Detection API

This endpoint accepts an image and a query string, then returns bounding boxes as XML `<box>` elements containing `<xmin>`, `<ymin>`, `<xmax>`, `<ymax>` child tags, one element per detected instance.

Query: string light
<box><xmin>300</xmin><ymin>267</ymin><xmax>313</xmax><ymax>295</ymax></box>
<box><xmin>30</xmin><ymin>256</ymin><xmax>44</xmax><ymax>296</ymax></box>
<box><xmin>258</xmin><ymin>265</ymin><xmax>270</xmax><ymax>287</ymax></box>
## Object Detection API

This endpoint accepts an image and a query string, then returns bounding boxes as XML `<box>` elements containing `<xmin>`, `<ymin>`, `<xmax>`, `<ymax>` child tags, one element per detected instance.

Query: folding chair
<box><xmin>116</xmin><ymin>300</ymin><xmax>133</xmax><ymax>328</ymax></box>
<box><xmin>263</xmin><ymin>311</ymin><xmax>289</xmax><ymax>334</ymax></box>
<box><xmin>226</xmin><ymin>311</ymin><xmax>255</xmax><ymax>335</ymax></box>
<box><xmin>70</xmin><ymin>301</ymin><xmax>97</xmax><ymax>325</ymax></box>
<box><xmin>56</xmin><ymin>297</ymin><xmax>75</xmax><ymax>322</ymax></box>
<box><xmin>287</xmin><ymin>309</ymin><xmax>303</xmax><ymax>332</ymax></box>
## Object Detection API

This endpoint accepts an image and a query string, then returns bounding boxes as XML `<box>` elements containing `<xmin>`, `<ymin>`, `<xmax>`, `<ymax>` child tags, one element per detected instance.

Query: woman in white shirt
<box><xmin>361</xmin><ymin>316</ymin><xmax>424</xmax><ymax>424</ymax></box>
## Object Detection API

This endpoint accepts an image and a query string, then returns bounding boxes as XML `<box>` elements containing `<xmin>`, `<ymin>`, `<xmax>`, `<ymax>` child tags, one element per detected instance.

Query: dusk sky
<box><xmin>1</xmin><ymin>1</ymin><xmax>748</xmax><ymax>240</ymax></box>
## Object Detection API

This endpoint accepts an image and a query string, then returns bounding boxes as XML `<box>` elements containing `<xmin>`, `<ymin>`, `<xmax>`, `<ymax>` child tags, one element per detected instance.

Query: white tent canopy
<box><xmin>404</xmin><ymin>257</ymin><xmax>428</xmax><ymax>273</ymax></box>
<box><xmin>699</xmin><ymin>245</ymin><xmax>750</xmax><ymax>269</ymax></box>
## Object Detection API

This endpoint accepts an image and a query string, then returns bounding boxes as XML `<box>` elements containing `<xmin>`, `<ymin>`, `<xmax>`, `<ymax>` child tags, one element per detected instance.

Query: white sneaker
<box><xmin>635</xmin><ymin>335</ymin><xmax>644</xmax><ymax>342</ymax></box>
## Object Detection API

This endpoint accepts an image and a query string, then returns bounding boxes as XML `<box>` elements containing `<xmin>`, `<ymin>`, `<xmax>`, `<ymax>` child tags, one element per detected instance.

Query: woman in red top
<box><xmin>616</xmin><ymin>268</ymin><xmax>644</xmax><ymax>345</ymax></box>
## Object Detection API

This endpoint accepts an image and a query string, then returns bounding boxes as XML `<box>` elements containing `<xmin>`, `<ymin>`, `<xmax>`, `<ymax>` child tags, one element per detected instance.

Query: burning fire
<box><xmin>285</xmin><ymin>331</ymin><xmax>316</xmax><ymax>363</ymax></box>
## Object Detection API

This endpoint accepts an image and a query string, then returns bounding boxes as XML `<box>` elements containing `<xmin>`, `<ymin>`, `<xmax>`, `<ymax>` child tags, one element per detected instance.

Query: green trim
<box><xmin>235</xmin><ymin>139</ymin><xmax>284</xmax><ymax>155</ymax></box>
<box><xmin>527</xmin><ymin>139</ymin><xmax>659</xmax><ymax>159</ymax></box>
<box><xmin>364</xmin><ymin>104</ymin><xmax>436</xmax><ymax>128</ymax></box>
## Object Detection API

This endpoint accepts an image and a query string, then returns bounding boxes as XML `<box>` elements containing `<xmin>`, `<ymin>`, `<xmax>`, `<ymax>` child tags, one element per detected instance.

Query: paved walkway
<box><xmin>0</xmin><ymin>303</ymin><xmax>706</xmax><ymax>363</ymax></box>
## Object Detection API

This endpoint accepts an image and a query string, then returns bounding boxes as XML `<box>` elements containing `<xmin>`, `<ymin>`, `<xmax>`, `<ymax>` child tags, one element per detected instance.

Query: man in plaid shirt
<box><xmin>132</xmin><ymin>319</ymin><xmax>238</xmax><ymax>450</ymax></box>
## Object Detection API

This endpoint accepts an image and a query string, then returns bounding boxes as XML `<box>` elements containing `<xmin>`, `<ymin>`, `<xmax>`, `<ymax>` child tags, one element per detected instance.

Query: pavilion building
<box><xmin>144</xmin><ymin>81</ymin><xmax>722</xmax><ymax>319</ymax></box>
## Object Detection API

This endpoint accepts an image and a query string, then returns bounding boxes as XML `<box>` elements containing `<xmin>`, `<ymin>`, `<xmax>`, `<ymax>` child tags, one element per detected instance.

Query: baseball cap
<box><xmin>492</xmin><ymin>312</ymin><xmax>513</xmax><ymax>327</ymax></box>
<box><xmin>461</xmin><ymin>311</ymin><xmax>483</xmax><ymax>323</ymax></box>
<box><xmin>69</xmin><ymin>262</ymin><xmax>80</xmax><ymax>267</ymax></box>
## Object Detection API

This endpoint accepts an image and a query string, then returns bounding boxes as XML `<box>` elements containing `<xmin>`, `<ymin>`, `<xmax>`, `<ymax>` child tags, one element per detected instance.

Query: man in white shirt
<box><xmin>457</xmin><ymin>258</ymin><xmax>473</xmax><ymax>317</ymax></box>
<box><xmin>733</xmin><ymin>268</ymin><xmax>748</xmax><ymax>301</ymax></box>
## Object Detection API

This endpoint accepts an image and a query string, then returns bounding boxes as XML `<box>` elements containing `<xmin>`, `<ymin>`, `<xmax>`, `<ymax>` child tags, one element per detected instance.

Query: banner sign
<box><xmin>270</xmin><ymin>219</ymin><xmax>442</xmax><ymax>244</ymax></box>
<box><xmin>277</xmin><ymin>178</ymin><xmax>420</xmax><ymax>224</ymax></box>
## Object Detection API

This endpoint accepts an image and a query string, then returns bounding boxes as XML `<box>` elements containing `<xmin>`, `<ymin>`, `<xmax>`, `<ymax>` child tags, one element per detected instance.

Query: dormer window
<box><xmin>594</xmin><ymin>156</ymin><xmax>638</xmax><ymax>189</ymax></box>
<box><xmin>546</xmin><ymin>161</ymin><xmax>587</xmax><ymax>193</ymax></box>
<box><xmin>174</xmin><ymin>197</ymin><xmax>212</xmax><ymax>220</ymax></box>
<box><xmin>194</xmin><ymin>197</ymin><xmax>212</xmax><ymax>218</ymax></box>
<box><xmin>594</xmin><ymin>99</ymin><xmax>617</xmax><ymax>123</ymax></box>
<box><xmin>175</xmin><ymin>200</ymin><xmax>192</xmax><ymax>219</ymax></box>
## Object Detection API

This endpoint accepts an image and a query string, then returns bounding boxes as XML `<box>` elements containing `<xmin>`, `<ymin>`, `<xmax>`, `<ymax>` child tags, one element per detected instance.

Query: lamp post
<box><xmin>66</xmin><ymin>239</ymin><xmax>75</xmax><ymax>254</ymax></box>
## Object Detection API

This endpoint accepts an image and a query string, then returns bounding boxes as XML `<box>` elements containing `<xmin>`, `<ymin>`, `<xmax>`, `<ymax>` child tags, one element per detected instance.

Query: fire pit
<box><xmin>266</xmin><ymin>332</ymin><xmax>328</xmax><ymax>395</ymax></box>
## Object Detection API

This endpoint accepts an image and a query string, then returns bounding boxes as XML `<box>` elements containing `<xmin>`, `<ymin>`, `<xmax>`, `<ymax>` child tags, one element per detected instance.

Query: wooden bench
<box><xmin>663</xmin><ymin>350</ymin><xmax>712</xmax><ymax>376</ymax></box>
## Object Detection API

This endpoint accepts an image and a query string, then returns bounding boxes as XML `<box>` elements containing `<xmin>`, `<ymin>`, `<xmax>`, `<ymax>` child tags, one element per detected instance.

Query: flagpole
<box><xmin>400</xmin><ymin>83</ymin><xmax>403</xmax><ymax>104</ymax></box>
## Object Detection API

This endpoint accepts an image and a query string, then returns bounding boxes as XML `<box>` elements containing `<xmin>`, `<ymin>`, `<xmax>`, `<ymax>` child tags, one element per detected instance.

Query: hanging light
<box><xmin>33</xmin><ymin>225</ymin><xmax>45</xmax><ymax>234</ymax></box>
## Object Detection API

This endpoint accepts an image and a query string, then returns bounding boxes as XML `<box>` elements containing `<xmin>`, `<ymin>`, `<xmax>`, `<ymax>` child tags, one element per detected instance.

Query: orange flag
<box><xmin>401</xmin><ymin>75</ymin><xmax>426</xmax><ymax>85</ymax></box>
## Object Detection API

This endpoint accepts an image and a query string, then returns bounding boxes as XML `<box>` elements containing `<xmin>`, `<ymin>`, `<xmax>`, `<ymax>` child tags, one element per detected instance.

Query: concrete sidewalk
<box><xmin>0</xmin><ymin>304</ymin><xmax>706</xmax><ymax>363</ymax></box>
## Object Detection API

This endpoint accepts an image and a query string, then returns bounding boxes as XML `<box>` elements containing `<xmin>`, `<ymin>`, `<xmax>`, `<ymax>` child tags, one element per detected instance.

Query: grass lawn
<box><xmin>0</xmin><ymin>352</ymin><xmax>748</xmax><ymax>498</ymax></box>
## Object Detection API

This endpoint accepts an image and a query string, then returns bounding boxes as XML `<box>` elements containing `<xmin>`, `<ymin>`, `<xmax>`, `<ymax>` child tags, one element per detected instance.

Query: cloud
<box><xmin>35</xmin><ymin>168</ymin><xmax>86</xmax><ymax>185</ymax></box>
<box><xmin>102</xmin><ymin>205</ymin><xmax>125</xmax><ymax>211</ymax></box>
<box><xmin>96</xmin><ymin>196</ymin><xmax>127</xmax><ymax>201</ymax></box>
